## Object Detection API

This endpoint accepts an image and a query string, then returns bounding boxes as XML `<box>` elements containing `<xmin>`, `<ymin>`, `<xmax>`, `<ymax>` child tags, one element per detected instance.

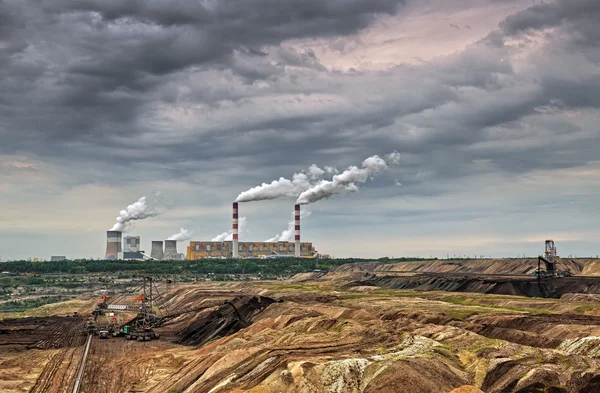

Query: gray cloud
<box><xmin>1</xmin><ymin>0</ymin><xmax>600</xmax><ymax>259</ymax></box>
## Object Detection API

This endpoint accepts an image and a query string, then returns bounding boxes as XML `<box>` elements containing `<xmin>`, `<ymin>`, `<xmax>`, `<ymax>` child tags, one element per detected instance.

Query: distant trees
<box><xmin>0</xmin><ymin>256</ymin><xmax>438</xmax><ymax>275</ymax></box>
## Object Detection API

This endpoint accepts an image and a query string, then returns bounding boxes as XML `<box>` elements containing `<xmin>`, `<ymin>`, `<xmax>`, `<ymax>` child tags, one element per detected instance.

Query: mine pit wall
<box><xmin>355</xmin><ymin>275</ymin><xmax>600</xmax><ymax>298</ymax></box>
<box><xmin>332</xmin><ymin>258</ymin><xmax>599</xmax><ymax>276</ymax></box>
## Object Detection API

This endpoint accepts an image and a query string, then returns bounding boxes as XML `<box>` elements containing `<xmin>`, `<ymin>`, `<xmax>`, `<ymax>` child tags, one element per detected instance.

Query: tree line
<box><xmin>0</xmin><ymin>256</ymin><xmax>437</xmax><ymax>275</ymax></box>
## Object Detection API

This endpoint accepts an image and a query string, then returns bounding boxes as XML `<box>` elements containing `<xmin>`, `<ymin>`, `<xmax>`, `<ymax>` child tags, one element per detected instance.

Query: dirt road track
<box><xmin>30</xmin><ymin>347</ymin><xmax>82</xmax><ymax>393</ymax></box>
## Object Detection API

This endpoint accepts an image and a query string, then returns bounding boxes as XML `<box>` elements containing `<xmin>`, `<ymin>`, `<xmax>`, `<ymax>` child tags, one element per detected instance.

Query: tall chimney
<box><xmin>150</xmin><ymin>241</ymin><xmax>164</xmax><ymax>260</ymax></box>
<box><xmin>232</xmin><ymin>202</ymin><xmax>239</xmax><ymax>258</ymax></box>
<box><xmin>164</xmin><ymin>240</ymin><xmax>178</xmax><ymax>260</ymax></box>
<box><xmin>295</xmin><ymin>204</ymin><xmax>300</xmax><ymax>257</ymax></box>
<box><xmin>105</xmin><ymin>231</ymin><xmax>122</xmax><ymax>260</ymax></box>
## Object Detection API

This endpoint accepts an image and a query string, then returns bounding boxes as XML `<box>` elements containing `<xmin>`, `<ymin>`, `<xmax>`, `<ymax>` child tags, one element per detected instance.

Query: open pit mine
<box><xmin>3</xmin><ymin>254</ymin><xmax>600</xmax><ymax>393</ymax></box>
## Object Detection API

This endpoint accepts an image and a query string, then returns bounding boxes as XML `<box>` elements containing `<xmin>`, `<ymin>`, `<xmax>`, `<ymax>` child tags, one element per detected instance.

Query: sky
<box><xmin>1</xmin><ymin>0</ymin><xmax>599</xmax><ymax>260</ymax></box>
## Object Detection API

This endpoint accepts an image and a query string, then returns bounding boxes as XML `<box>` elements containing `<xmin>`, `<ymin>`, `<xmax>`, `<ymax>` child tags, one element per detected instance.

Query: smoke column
<box><xmin>110</xmin><ymin>197</ymin><xmax>158</xmax><ymax>231</ymax></box>
<box><xmin>168</xmin><ymin>228</ymin><xmax>193</xmax><ymax>242</ymax></box>
<box><xmin>234</xmin><ymin>165</ymin><xmax>331</xmax><ymax>203</ymax></box>
<box><xmin>212</xmin><ymin>217</ymin><xmax>247</xmax><ymax>241</ymax></box>
<box><xmin>265</xmin><ymin>208</ymin><xmax>311</xmax><ymax>242</ymax></box>
<box><xmin>296</xmin><ymin>152</ymin><xmax>400</xmax><ymax>205</ymax></box>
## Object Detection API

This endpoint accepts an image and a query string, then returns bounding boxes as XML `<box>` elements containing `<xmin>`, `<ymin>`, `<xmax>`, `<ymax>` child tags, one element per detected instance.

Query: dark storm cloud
<box><xmin>41</xmin><ymin>0</ymin><xmax>406</xmax><ymax>79</ymax></box>
<box><xmin>0</xmin><ymin>0</ymin><xmax>406</xmax><ymax>154</ymax></box>
<box><xmin>500</xmin><ymin>0</ymin><xmax>600</xmax><ymax>39</ymax></box>
<box><xmin>0</xmin><ymin>0</ymin><xmax>599</xmax><ymax>202</ymax></box>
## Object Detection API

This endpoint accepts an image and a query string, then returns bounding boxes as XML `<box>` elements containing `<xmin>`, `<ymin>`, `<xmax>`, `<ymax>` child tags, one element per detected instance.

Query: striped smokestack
<box><xmin>295</xmin><ymin>204</ymin><xmax>300</xmax><ymax>257</ymax></box>
<box><xmin>232</xmin><ymin>202</ymin><xmax>239</xmax><ymax>258</ymax></box>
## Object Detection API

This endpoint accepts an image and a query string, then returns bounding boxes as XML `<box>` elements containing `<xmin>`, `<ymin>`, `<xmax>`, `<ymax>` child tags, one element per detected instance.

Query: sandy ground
<box><xmin>2</xmin><ymin>278</ymin><xmax>600</xmax><ymax>393</ymax></box>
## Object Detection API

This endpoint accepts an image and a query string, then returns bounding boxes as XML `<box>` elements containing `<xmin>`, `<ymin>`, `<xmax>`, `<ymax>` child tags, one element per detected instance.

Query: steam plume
<box><xmin>266</xmin><ymin>209</ymin><xmax>311</xmax><ymax>242</ymax></box>
<box><xmin>296</xmin><ymin>153</ymin><xmax>400</xmax><ymax>205</ymax></box>
<box><xmin>109</xmin><ymin>197</ymin><xmax>158</xmax><ymax>232</ymax></box>
<box><xmin>234</xmin><ymin>165</ymin><xmax>329</xmax><ymax>203</ymax></box>
<box><xmin>386</xmin><ymin>151</ymin><xmax>401</xmax><ymax>165</ymax></box>
<box><xmin>212</xmin><ymin>217</ymin><xmax>247</xmax><ymax>241</ymax></box>
<box><xmin>168</xmin><ymin>228</ymin><xmax>193</xmax><ymax>242</ymax></box>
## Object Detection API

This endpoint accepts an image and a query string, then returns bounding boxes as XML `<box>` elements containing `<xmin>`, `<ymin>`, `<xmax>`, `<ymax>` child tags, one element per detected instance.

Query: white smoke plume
<box><xmin>234</xmin><ymin>165</ymin><xmax>330</xmax><ymax>203</ymax></box>
<box><xmin>109</xmin><ymin>197</ymin><xmax>158</xmax><ymax>232</ymax></box>
<box><xmin>212</xmin><ymin>217</ymin><xmax>247</xmax><ymax>241</ymax></box>
<box><xmin>296</xmin><ymin>153</ymin><xmax>400</xmax><ymax>205</ymax></box>
<box><xmin>168</xmin><ymin>228</ymin><xmax>194</xmax><ymax>242</ymax></box>
<box><xmin>386</xmin><ymin>151</ymin><xmax>401</xmax><ymax>165</ymax></box>
<box><xmin>324</xmin><ymin>166</ymin><xmax>339</xmax><ymax>175</ymax></box>
<box><xmin>265</xmin><ymin>209</ymin><xmax>311</xmax><ymax>242</ymax></box>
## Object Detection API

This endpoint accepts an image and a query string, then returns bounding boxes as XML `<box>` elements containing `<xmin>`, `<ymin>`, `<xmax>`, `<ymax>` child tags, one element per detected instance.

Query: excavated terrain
<box><xmin>2</xmin><ymin>276</ymin><xmax>600</xmax><ymax>393</ymax></box>
<box><xmin>350</xmin><ymin>274</ymin><xmax>600</xmax><ymax>298</ymax></box>
<box><xmin>0</xmin><ymin>316</ymin><xmax>86</xmax><ymax>350</ymax></box>
<box><xmin>330</xmin><ymin>258</ymin><xmax>600</xmax><ymax>276</ymax></box>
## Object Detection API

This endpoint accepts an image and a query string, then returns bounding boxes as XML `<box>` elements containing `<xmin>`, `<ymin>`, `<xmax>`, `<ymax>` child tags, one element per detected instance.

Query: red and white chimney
<box><xmin>232</xmin><ymin>202</ymin><xmax>239</xmax><ymax>258</ymax></box>
<box><xmin>295</xmin><ymin>204</ymin><xmax>300</xmax><ymax>257</ymax></box>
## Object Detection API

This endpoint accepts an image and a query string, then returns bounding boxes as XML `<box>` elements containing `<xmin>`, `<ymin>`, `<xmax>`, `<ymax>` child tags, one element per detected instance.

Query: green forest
<box><xmin>0</xmin><ymin>257</ymin><xmax>437</xmax><ymax>275</ymax></box>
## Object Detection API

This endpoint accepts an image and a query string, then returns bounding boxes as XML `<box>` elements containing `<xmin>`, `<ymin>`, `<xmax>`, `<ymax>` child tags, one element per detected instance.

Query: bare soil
<box><xmin>3</xmin><ymin>277</ymin><xmax>600</xmax><ymax>393</ymax></box>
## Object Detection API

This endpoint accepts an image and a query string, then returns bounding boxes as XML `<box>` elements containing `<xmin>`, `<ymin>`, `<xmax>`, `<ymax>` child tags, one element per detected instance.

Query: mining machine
<box><xmin>88</xmin><ymin>276</ymin><xmax>249</xmax><ymax>341</ymax></box>
<box><xmin>535</xmin><ymin>240</ymin><xmax>572</xmax><ymax>279</ymax></box>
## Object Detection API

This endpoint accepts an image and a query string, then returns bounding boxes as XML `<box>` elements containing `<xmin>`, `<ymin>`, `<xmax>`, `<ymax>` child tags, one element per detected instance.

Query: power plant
<box><xmin>186</xmin><ymin>240</ymin><xmax>316</xmax><ymax>259</ymax></box>
<box><xmin>105</xmin><ymin>231</ymin><xmax>122</xmax><ymax>260</ymax></box>
<box><xmin>186</xmin><ymin>203</ymin><xmax>317</xmax><ymax>259</ymax></box>
<box><xmin>103</xmin><ymin>201</ymin><xmax>318</xmax><ymax>260</ymax></box>
<box><xmin>232</xmin><ymin>202</ymin><xmax>239</xmax><ymax>258</ymax></box>
<box><xmin>150</xmin><ymin>241</ymin><xmax>164</xmax><ymax>260</ymax></box>
<box><xmin>294</xmin><ymin>204</ymin><xmax>301</xmax><ymax>258</ymax></box>
<box><xmin>164</xmin><ymin>240</ymin><xmax>179</xmax><ymax>260</ymax></box>
<box><xmin>124</xmin><ymin>236</ymin><xmax>140</xmax><ymax>252</ymax></box>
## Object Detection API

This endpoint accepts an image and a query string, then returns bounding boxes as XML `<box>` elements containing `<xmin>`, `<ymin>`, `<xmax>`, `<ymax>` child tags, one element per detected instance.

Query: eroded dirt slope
<box><xmin>330</xmin><ymin>258</ymin><xmax>600</xmax><ymax>276</ymax></box>
<box><xmin>5</xmin><ymin>281</ymin><xmax>600</xmax><ymax>393</ymax></box>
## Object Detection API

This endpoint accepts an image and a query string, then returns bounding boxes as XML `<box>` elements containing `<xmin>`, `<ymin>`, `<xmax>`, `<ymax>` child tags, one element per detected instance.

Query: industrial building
<box><xmin>186</xmin><ymin>241</ymin><xmax>316</xmax><ymax>259</ymax></box>
<box><xmin>150</xmin><ymin>241</ymin><xmax>164</xmax><ymax>260</ymax></box>
<box><xmin>164</xmin><ymin>240</ymin><xmax>178</xmax><ymax>260</ymax></box>
<box><xmin>124</xmin><ymin>236</ymin><xmax>141</xmax><ymax>252</ymax></box>
<box><xmin>187</xmin><ymin>203</ymin><xmax>316</xmax><ymax>259</ymax></box>
<box><xmin>105</xmin><ymin>231</ymin><xmax>122</xmax><ymax>260</ymax></box>
<box><xmin>148</xmin><ymin>240</ymin><xmax>184</xmax><ymax>260</ymax></box>
<box><xmin>50</xmin><ymin>256</ymin><xmax>66</xmax><ymax>262</ymax></box>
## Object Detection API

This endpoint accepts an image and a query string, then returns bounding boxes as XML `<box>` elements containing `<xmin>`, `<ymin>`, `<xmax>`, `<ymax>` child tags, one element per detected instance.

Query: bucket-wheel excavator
<box><xmin>535</xmin><ymin>240</ymin><xmax>572</xmax><ymax>279</ymax></box>
<box><xmin>88</xmin><ymin>276</ymin><xmax>249</xmax><ymax>341</ymax></box>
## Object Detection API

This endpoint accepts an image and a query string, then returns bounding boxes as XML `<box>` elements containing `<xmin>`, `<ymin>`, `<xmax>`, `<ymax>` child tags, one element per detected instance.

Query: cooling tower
<box><xmin>232</xmin><ymin>202</ymin><xmax>239</xmax><ymax>258</ymax></box>
<box><xmin>294</xmin><ymin>204</ymin><xmax>301</xmax><ymax>257</ymax></box>
<box><xmin>150</xmin><ymin>241</ymin><xmax>164</xmax><ymax>260</ymax></box>
<box><xmin>105</xmin><ymin>231</ymin><xmax>122</xmax><ymax>260</ymax></box>
<box><xmin>164</xmin><ymin>240</ymin><xmax>178</xmax><ymax>260</ymax></box>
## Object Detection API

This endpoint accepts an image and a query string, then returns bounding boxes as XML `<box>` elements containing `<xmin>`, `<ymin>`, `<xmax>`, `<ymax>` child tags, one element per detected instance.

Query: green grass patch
<box><xmin>0</xmin><ymin>296</ymin><xmax>73</xmax><ymax>312</ymax></box>
<box><xmin>443</xmin><ymin>296</ymin><xmax>553</xmax><ymax>314</ymax></box>
<box><xmin>575</xmin><ymin>305</ymin><xmax>595</xmax><ymax>314</ymax></box>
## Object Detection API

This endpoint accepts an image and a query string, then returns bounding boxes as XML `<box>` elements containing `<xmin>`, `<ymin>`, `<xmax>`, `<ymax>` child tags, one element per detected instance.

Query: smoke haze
<box><xmin>265</xmin><ymin>208</ymin><xmax>311</xmax><ymax>242</ymax></box>
<box><xmin>168</xmin><ymin>228</ymin><xmax>193</xmax><ymax>242</ymax></box>
<box><xmin>109</xmin><ymin>197</ymin><xmax>158</xmax><ymax>232</ymax></box>
<box><xmin>212</xmin><ymin>217</ymin><xmax>247</xmax><ymax>241</ymax></box>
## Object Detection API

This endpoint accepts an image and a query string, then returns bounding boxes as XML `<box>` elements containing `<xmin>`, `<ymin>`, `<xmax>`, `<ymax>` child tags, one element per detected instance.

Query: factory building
<box><xmin>124</xmin><ymin>236</ymin><xmax>141</xmax><ymax>252</ymax></box>
<box><xmin>122</xmin><ymin>251</ymin><xmax>145</xmax><ymax>260</ymax></box>
<box><xmin>186</xmin><ymin>241</ymin><xmax>315</xmax><ymax>260</ymax></box>
<box><xmin>50</xmin><ymin>256</ymin><xmax>66</xmax><ymax>262</ymax></box>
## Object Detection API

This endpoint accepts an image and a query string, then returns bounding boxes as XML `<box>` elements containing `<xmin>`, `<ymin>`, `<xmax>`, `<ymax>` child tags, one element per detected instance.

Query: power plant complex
<box><xmin>186</xmin><ymin>241</ymin><xmax>316</xmax><ymax>259</ymax></box>
<box><xmin>104</xmin><ymin>203</ymin><xmax>319</xmax><ymax>260</ymax></box>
